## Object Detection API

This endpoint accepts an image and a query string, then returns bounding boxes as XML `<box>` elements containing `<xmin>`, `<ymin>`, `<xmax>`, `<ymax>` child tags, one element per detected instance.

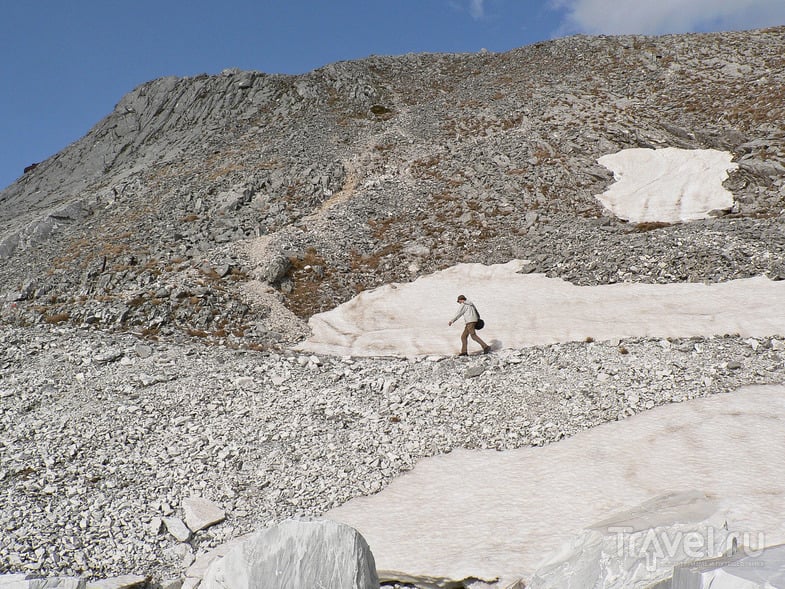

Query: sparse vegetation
<box><xmin>43</xmin><ymin>312</ymin><xmax>70</xmax><ymax>324</ymax></box>
<box><xmin>370</xmin><ymin>104</ymin><xmax>394</xmax><ymax>119</ymax></box>
<box><xmin>1</xmin><ymin>26</ymin><xmax>783</xmax><ymax>350</ymax></box>
<box><xmin>633</xmin><ymin>222</ymin><xmax>672</xmax><ymax>232</ymax></box>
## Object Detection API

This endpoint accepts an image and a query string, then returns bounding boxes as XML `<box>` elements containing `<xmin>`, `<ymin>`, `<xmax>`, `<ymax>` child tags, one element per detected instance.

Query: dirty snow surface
<box><xmin>296</xmin><ymin>261</ymin><xmax>785</xmax><ymax>357</ymax></box>
<box><xmin>327</xmin><ymin>384</ymin><xmax>785</xmax><ymax>583</ymax></box>
<box><xmin>595</xmin><ymin>147</ymin><xmax>738</xmax><ymax>223</ymax></box>
<box><xmin>297</xmin><ymin>149</ymin><xmax>761</xmax><ymax>359</ymax></box>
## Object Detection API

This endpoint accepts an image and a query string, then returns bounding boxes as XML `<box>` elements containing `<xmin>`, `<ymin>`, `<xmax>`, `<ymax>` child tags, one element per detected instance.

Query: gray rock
<box><xmin>216</xmin><ymin>189</ymin><xmax>252</xmax><ymax>213</ymax></box>
<box><xmin>263</xmin><ymin>256</ymin><xmax>291</xmax><ymax>284</ymax></box>
<box><xmin>163</xmin><ymin>517</ymin><xmax>192</xmax><ymax>542</ymax></box>
<box><xmin>201</xmin><ymin>520</ymin><xmax>379</xmax><ymax>589</ymax></box>
<box><xmin>93</xmin><ymin>350</ymin><xmax>123</xmax><ymax>365</ymax></box>
<box><xmin>183</xmin><ymin>496</ymin><xmax>225</xmax><ymax>533</ymax></box>
<box><xmin>133</xmin><ymin>344</ymin><xmax>153</xmax><ymax>359</ymax></box>
<box><xmin>0</xmin><ymin>232</ymin><xmax>20</xmax><ymax>259</ymax></box>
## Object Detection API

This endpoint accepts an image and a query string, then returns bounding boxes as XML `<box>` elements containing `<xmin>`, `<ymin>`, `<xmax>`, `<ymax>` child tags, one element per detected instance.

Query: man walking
<box><xmin>448</xmin><ymin>295</ymin><xmax>490</xmax><ymax>356</ymax></box>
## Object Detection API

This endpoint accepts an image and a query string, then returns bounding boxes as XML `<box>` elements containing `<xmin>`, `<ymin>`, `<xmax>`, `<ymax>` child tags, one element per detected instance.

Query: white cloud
<box><xmin>549</xmin><ymin>0</ymin><xmax>785</xmax><ymax>36</ymax></box>
<box><xmin>470</xmin><ymin>0</ymin><xmax>485</xmax><ymax>19</ymax></box>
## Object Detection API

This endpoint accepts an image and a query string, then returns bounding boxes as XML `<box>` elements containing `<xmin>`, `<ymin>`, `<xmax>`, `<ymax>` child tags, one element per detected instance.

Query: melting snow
<box><xmin>595</xmin><ymin>147</ymin><xmax>738</xmax><ymax>223</ymax></box>
<box><xmin>327</xmin><ymin>384</ymin><xmax>785</xmax><ymax>585</ymax></box>
<box><xmin>296</xmin><ymin>262</ymin><xmax>785</xmax><ymax>357</ymax></box>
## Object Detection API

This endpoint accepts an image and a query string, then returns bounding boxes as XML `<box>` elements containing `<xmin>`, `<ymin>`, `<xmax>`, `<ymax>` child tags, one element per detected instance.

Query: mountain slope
<box><xmin>1</xmin><ymin>27</ymin><xmax>783</xmax><ymax>346</ymax></box>
<box><xmin>1</xmin><ymin>26</ymin><xmax>785</xmax><ymax>586</ymax></box>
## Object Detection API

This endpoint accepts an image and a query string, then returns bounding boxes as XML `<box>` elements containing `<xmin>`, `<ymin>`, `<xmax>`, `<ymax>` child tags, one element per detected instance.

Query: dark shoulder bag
<box><xmin>473</xmin><ymin>305</ymin><xmax>485</xmax><ymax>330</ymax></box>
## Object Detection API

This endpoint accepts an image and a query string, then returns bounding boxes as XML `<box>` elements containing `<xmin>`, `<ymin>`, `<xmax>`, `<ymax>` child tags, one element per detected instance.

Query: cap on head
<box><xmin>457</xmin><ymin>295</ymin><xmax>466</xmax><ymax>301</ymax></box>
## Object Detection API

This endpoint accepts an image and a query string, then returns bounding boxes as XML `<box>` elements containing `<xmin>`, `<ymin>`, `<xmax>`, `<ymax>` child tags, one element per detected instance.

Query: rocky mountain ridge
<box><xmin>1</xmin><ymin>27</ymin><xmax>784</xmax><ymax>345</ymax></box>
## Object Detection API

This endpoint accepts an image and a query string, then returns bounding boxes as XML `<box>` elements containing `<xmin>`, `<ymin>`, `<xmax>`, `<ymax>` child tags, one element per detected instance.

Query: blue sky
<box><xmin>1</xmin><ymin>0</ymin><xmax>784</xmax><ymax>192</ymax></box>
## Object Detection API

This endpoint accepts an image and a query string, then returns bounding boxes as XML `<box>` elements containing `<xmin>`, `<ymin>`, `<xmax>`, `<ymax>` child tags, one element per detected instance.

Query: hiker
<box><xmin>448</xmin><ymin>295</ymin><xmax>490</xmax><ymax>356</ymax></box>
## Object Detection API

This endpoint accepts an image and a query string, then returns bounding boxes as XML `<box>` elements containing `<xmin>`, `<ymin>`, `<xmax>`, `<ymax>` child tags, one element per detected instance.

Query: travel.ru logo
<box><xmin>609</xmin><ymin>525</ymin><xmax>766</xmax><ymax>571</ymax></box>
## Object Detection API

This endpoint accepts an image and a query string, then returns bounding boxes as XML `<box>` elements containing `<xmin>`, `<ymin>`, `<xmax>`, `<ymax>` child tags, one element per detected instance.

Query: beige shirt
<box><xmin>451</xmin><ymin>300</ymin><xmax>479</xmax><ymax>324</ymax></box>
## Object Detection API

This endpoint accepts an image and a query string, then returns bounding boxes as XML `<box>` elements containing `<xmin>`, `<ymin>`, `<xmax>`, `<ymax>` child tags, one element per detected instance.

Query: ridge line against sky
<box><xmin>1</xmin><ymin>0</ymin><xmax>784</xmax><ymax>193</ymax></box>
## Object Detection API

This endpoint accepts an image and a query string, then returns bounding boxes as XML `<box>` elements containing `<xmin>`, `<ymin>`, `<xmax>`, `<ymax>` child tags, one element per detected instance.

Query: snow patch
<box><xmin>297</xmin><ymin>261</ymin><xmax>785</xmax><ymax>357</ymax></box>
<box><xmin>327</xmin><ymin>384</ymin><xmax>785</xmax><ymax>585</ymax></box>
<box><xmin>596</xmin><ymin>147</ymin><xmax>738</xmax><ymax>223</ymax></box>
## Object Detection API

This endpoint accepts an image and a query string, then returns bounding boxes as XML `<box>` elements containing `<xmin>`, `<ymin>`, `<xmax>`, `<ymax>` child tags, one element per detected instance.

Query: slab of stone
<box><xmin>0</xmin><ymin>575</ymin><xmax>33</xmax><ymax>586</ymax></box>
<box><xmin>185</xmin><ymin>534</ymin><xmax>256</xmax><ymax>582</ymax></box>
<box><xmin>183</xmin><ymin>496</ymin><xmax>225</xmax><ymax>532</ymax></box>
<box><xmin>201</xmin><ymin>520</ymin><xmax>379</xmax><ymax>589</ymax></box>
<box><xmin>163</xmin><ymin>517</ymin><xmax>192</xmax><ymax>542</ymax></box>
<box><xmin>0</xmin><ymin>579</ymin><xmax>85</xmax><ymax>589</ymax></box>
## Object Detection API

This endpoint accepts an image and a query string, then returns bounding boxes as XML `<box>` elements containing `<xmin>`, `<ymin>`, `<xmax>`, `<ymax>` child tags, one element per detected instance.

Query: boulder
<box><xmin>262</xmin><ymin>255</ymin><xmax>291</xmax><ymax>284</ymax></box>
<box><xmin>163</xmin><ymin>517</ymin><xmax>192</xmax><ymax>542</ymax></box>
<box><xmin>216</xmin><ymin>188</ymin><xmax>252</xmax><ymax>213</ymax></box>
<box><xmin>0</xmin><ymin>232</ymin><xmax>20</xmax><ymax>259</ymax></box>
<box><xmin>201</xmin><ymin>520</ymin><xmax>379</xmax><ymax>589</ymax></box>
